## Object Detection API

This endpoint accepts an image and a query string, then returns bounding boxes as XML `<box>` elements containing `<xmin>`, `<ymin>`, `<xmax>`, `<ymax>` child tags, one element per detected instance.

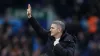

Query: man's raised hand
<box><xmin>27</xmin><ymin>4</ymin><xmax>32</xmax><ymax>18</ymax></box>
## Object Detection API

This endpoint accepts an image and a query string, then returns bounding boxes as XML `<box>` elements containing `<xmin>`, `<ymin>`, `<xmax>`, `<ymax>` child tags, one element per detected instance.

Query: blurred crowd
<box><xmin>0</xmin><ymin>18</ymin><xmax>33</xmax><ymax>56</ymax></box>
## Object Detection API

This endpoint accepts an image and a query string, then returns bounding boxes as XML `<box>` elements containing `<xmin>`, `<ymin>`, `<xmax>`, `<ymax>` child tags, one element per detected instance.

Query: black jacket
<box><xmin>28</xmin><ymin>17</ymin><xmax>75</xmax><ymax>56</ymax></box>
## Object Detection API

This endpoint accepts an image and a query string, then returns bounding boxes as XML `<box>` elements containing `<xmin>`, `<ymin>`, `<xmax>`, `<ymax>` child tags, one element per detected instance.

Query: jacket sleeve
<box><xmin>28</xmin><ymin>17</ymin><xmax>48</xmax><ymax>42</ymax></box>
<box><xmin>54</xmin><ymin>42</ymin><xmax>75</xmax><ymax>56</ymax></box>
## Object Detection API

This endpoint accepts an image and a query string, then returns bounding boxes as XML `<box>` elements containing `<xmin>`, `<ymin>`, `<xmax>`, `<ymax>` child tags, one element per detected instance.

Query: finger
<box><xmin>27</xmin><ymin>9</ymin><xmax>28</xmax><ymax>14</ymax></box>
<box><xmin>27</xmin><ymin>9</ymin><xmax>29</xmax><ymax>12</ymax></box>
<box><xmin>28</xmin><ymin>4</ymin><xmax>31</xmax><ymax>9</ymax></box>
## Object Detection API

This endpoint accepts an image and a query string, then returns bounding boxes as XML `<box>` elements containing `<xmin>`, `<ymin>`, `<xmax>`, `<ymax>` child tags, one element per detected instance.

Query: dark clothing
<box><xmin>28</xmin><ymin>17</ymin><xmax>75</xmax><ymax>56</ymax></box>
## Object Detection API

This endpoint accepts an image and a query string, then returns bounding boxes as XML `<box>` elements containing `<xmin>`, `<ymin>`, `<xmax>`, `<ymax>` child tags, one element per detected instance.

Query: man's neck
<box><xmin>54</xmin><ymin>33</ymin><xmax>62</xmax><ymax>39</ymax></box>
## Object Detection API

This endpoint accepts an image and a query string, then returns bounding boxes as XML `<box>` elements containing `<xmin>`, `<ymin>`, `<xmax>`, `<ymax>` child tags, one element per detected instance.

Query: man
<box><xmin>27</xmin><ymin>4</ymin><xmax>75</xmax><ymax>56</ymax></box>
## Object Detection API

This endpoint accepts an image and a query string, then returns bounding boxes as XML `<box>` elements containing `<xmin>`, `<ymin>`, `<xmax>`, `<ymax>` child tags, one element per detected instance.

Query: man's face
<box><xmin>50</xmin><ymin>24</ymin><xmax>60</xmax><ymax>36</ymax></box>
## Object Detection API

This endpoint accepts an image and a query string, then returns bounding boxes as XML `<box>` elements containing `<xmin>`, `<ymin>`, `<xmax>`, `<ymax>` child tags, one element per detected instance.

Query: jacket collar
<box><xmin>59</xmin><ymin>32</ymin><xmax>74</xmax><ymax>43</ymax></box>
<box><xmin>49</xmin><ymin>31</ymin><xmax>74</xmax><ymax>43</ymax></box>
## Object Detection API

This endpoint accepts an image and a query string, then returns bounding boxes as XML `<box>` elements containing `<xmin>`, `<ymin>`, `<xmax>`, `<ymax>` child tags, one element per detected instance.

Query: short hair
<box><xmin>52</xmin><ymin>20</ymin><xmax>65</xmax><ymax>32</ymax></box>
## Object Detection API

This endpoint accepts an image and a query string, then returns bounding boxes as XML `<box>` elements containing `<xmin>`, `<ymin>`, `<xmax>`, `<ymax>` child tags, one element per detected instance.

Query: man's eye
<box><xmin>51</xmin><ymin>27</ymin><xmax>54</xmax><ymax>29</ymax></box>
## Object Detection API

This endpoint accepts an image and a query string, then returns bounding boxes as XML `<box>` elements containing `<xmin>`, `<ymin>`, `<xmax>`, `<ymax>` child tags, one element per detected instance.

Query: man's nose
<box><xmin>50</xmin><ymin>29</ymin><xmax>51</xmax><ymax>31</ymax></box>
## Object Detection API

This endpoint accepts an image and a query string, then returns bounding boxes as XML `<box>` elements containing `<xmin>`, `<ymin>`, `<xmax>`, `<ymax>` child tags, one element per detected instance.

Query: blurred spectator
<box><xmin>32</xmin><ymin>37</ymin><xmax>41</xmax><ymax>56</ymax></box>
<box><xmin>87</xmin><ymin>16</ymin><xmax>98</xmax><ymax>33</ymax></box>
<box><xmin>81</xmin><ymin>40</ymin><xmax>100</xmax><ymax>56</ymax></box>
<box><xmin>20</xmin><ymin>35</ymin><xmax>30</xmax><ymax>56</ymax></box>
<box><xmin>80</xmin><ymin>16</ymin><xmax>88</xmax><ymax>32</ymax></box>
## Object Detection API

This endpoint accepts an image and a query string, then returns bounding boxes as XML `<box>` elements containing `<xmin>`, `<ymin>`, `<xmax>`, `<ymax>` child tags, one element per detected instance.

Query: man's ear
<box><xmin>58</xmin><ymin>27</ymin><xmax>62</xmax><ymax>32</ymax></box>
<box><xmin>57</xmin><ymin>24</ymin><xmax>62</xmax><ymax>32</ymax></box>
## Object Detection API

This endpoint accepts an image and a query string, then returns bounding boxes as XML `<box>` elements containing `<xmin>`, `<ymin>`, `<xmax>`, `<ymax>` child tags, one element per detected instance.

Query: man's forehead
<box><xmin>51</xmin><ymin>24</ymin><xmax>60</xmax><ymax>28</ymax></box>
<box><xmin>51</xmin><ymin>24</ymin><xmax>57</xmax><ymax>26</ymax></box>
